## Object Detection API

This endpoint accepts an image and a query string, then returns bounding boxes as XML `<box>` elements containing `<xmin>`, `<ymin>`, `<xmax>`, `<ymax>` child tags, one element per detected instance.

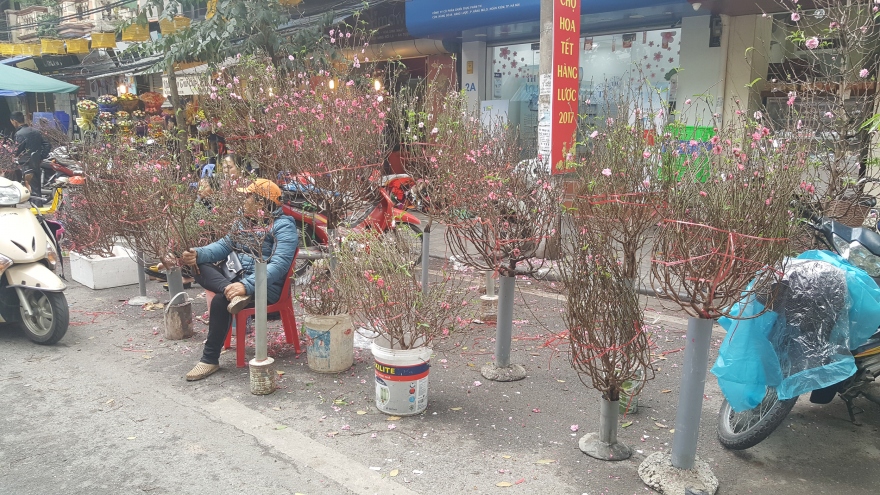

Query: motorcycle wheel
<box><xmin>717</xmin><ymin>387</ymin><xmax>797</xmax><ymax>450</ymax></box>
<box><xmin>17</xmin><ymin>290</ymin><xmax>69</xmax><ymax>345</ymax></box>
<box><xmin>385</xmin><ymin>222</ymin><xmax>423</xmax><ymax>266</ymax></box>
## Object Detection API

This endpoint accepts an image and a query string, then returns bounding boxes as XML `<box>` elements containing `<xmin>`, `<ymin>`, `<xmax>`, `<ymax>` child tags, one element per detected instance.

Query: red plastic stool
<box><xmin>223</xmin><ymin>253</ymin><xmax>301</xmax><ymax>367</ymax></box>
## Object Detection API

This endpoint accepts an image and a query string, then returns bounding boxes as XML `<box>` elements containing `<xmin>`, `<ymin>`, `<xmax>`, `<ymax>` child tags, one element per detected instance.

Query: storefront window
<box><xmin>488</xmin><ymin>28</ymin><xmax>682</xmax><ymax>140</ymax></box>
<box><xmin>489</xmin><ymin>43</ymin><xmax>541</xmax><ymax>144</ymax></box>
<box><xmin>579</xmin><ymin>29</ymin><xmax>681</xmax><ymax>126</ymax></box>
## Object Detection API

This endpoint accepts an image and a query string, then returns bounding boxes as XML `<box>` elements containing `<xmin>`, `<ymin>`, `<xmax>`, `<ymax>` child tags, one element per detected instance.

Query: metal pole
<box><xmin>328</xmin><ymin>228</ymin><xmax>337</xmax><ymax>272</ymax></box>
<box><xmin>670</xmin><ymin>316</ymin><xmax>715</xmax><ymax>470</ymax></box>
<box><xmin>599</xmin><ymin>398</ymin><xmax>618</xmax><ymax>445</ymax></box>
<box><xmin>128</xmin><ymin>250</ymin><xmax>157</xmax><ymax>306</ymax></box>
<box><xmin>254</xmin><ymin>260</ymin><xmax>268</xmax><ymax>362</ymax></box>
<box><xmin>167</xmin><ymin>267</ymin><xmax>184</xmax><ymax>298</ymax></box>
<box><xmin>136</xmin><ymin>251</ymin><xmax>147</xmax><ymax>297</ymax></box>
<box><xmin>421</xmin><ymin>228</ymin><xmax>431</xmax><ymax>296</ymax></box>
<box><xmin>485</xmin><ymin>270</ymin><xmax>495</xmax><ymax>297</ymax></box>
<box><xmin>495</xmin><ymin>274</ymin><xmax>515</xmax><ymax>368</ymax></box>
<box><xmin>537</xmin><ymin>0</ymin><xmax>553</xmax><ymax>162</ymax></box>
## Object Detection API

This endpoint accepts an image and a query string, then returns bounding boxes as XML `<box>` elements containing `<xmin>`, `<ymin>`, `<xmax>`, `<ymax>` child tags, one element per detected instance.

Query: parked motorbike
<box><xmin>0</xmin><ymin>176</ymin><xmax>68</xmax><ymax>344</ymax></box>
<box><xmin>280</xmin><ymin>181</ymin><xmax>423</xmax><ymax>284</ymax></box>
<box><xmin>714</xmin><ymin>209</ymin><xmax>880</xmax><ymax>450</ymax></box>
<box><xmin>39</xmin><ymin>147</ymin><xmax>82</xmax><ymax>193</ymax></box>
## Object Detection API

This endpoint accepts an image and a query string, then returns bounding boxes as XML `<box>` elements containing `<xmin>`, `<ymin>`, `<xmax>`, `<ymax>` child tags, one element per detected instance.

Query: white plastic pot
<box><xmin>371</xmin><ymin>336</ymin><xmax>432</xmax><ymax>416</ymax></box>
<box><xmin>304</xmin><ymin>313</ymin><xmax>354</xmax><ymax>373</ymax></box>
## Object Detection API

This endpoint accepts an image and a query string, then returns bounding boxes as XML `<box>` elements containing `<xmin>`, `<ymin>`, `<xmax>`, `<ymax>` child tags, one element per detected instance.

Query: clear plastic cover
<box><xmin>712</xmin><ymin>250</ymin><xmax>880</xmax><ymax>412</ymax></box>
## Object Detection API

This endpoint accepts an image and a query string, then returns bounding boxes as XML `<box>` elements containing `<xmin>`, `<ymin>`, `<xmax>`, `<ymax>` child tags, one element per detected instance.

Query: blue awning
<box><xmin>405</xmin><ymin>0</ymin><xmax>692</xmax><ymax>38</ymax></box>
<box><xmin>0</xmin><ymin>90</ymin><xmax>25</xmax><ymax>96</ymax></box>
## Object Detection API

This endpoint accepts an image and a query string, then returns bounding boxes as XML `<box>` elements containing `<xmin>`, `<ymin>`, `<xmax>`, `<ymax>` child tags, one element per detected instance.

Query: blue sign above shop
<box><xmin>405</xmin><ymin>0</ymin><xmax>690</xmax><ymax>38</ymax></box>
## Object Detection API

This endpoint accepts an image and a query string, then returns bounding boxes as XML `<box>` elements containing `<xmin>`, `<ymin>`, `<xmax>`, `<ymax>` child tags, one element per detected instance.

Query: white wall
<box><xmin>461</xmin><ymin>41</ymin><xmax>486</xmax><ymax>111</ymax></box>
<box><xmin>677</xmin><ymin>15</ymin><xmax>727</xmax><ymax>126</ymax></box>
<box><xmin>722</xmin><ymin>14</ymin><xmax>772</xmax><ymax>123</ymax></box>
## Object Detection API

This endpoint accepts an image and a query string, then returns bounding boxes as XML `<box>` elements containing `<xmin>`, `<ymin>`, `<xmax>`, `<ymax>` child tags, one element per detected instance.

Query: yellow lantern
<box><xmin>91</xmin><ymin>32</ymin><xmax>117</xmax><ymax>49</ymax></box>
<box><xmin>41</xmin><ymin>39</ymin><xmax>66</xmax><ymax>55</ymax></box>
<box><xmin>67</xmin><ymin>39</ymin><xmax>90</xmax><ymax>54</ymax></box>
<box><xmin>173</xmin><ymin>16</ymin><xmax>191</xmax><ymax>30</ymax></box>
<box><xmin>122</xmin><ymin>24</ymin><xmax>150</xmax><ymax>42</ymax></box>
<box><xmin>0</xmin><ymin>43</ymin><xmax>13</xmax><ymax>56</ymax></box>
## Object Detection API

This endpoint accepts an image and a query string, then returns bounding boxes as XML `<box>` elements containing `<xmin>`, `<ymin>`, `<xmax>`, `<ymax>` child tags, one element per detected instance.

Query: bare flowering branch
<box><xmin>199</xmin><ymin>21</ymin><xmax>390</xmax><ymax>234</ymax></box>
<box><xmin>761</xmin><ymin>1</ymin><xmax>880</xmax><ymax>220</ymax></box>
<box><xmin>61</xmin><ymin>135</ymin><xmax>213</xmax><ymax>263</ymax></box>
<box><xmin>386</xmin><ymin>69</ymin><xmax>463</xmax><ymax>223</ymax></box>
<box><xmin>443</xmin><ymin>121</ymin><xmax>563</xmax><ymax>277</ymax></box>
<box><xmin>651</xmin><ymin>107</ymin><xmax>808</xmax><ymax>319</ymax></box>
<box><xmin>561</xmin><ymin>228</ymin><xmax>654</xmax><ymax>401</ymax></box>
<box><xmin>334</xmin><ymin>229</ymin><xmax>475</xmax><ymax>350</ymax></box>
<box><xmin>570</xmin><ymin>77</ymin><xmax>676</xmax><ymax>284</ymax></box>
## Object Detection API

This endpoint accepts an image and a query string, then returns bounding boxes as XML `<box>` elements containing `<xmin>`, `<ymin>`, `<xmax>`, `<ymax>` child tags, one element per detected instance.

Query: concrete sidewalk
<box><xmin>0</xmin><ymin>259</ymin><xmax>877</xmax><ymax>495</ymax></box>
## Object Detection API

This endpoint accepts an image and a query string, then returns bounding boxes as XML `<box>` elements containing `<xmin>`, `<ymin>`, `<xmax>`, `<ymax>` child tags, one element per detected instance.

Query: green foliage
<box><xmin>35</xmin><ymin>13</ymin><xmax>60</xmax><ymax>38</ymax></box>
<box><xmin>141</xmin><ymin>0</ymin><xmax>334</xmax><ymax>68</ymax></box>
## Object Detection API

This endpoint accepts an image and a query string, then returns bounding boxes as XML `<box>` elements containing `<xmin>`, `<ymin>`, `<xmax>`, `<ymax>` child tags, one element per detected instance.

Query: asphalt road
<box><xmin>1</xmin><ymin>260</ymin><xmax>878</xmax><ymax>495</ymax></box>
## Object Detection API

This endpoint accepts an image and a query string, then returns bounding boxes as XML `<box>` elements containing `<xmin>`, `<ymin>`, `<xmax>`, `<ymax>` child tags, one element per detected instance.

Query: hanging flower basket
<box><xmin>140</xmin><ymin>92</ymin><xmax>165</xmax><ymax>115</ymax></box>
<box><xmin>117</xmin><ymin>93</ymin><xmax>140</xmax><ymax>111</ymax></box>
<box><xmin>76</xmin><ymin>100</ymin><xmax>98</xmax><ymax>121</ymax></box>
<box><xmin>117</xmin><ymin>120</ymin><xmax>133</xmax><ymax>135</ymax></box>
<box><xmin>134</xmin><ymin>121</ymin><xmax>148</xmax><ymax>136</ymax></box>
<box><xmin>97</xmin><ymin>95</ymin><xmax>118</xmax><ymax>113</ymax></box>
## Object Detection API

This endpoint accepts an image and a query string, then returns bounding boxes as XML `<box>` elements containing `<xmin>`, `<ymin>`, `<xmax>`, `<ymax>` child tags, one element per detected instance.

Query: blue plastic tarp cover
<box><xmin>712</xmin><ymin>250</ymin><xmax>880</xmax><ymax>412</ymax></box>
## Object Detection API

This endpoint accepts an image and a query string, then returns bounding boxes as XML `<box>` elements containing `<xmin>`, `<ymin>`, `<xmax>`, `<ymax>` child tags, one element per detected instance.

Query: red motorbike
<box><xmin>280</xmin><ymin>184</ymin><xmax>423</xmax><ymax>284</ymax></box>
<box><xmin>40</xmin><ymin>148</ymin><xmax>83</xmax><ymax>194</ymax></box>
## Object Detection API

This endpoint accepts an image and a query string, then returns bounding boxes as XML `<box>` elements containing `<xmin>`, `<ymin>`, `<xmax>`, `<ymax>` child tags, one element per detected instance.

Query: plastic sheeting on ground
<box><xmin>712</xmin><ymin>250</ymin><xmax>880</xmax><ymax>412</ymax></box>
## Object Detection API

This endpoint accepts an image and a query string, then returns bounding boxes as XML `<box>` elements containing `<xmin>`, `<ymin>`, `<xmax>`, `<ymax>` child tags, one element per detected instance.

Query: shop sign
<box><xmin>33</xmin><ymin>55</ymin><xmax>81</xmax><ymax>74</ymax></box>
<box><xmin>551</xmin><ymin>0</ymin><xmax>580</xmax><ymax>174</ymax></box>
<box><xmin>406</xmin><ymin>0</ymin><xmax>540</xmax><ymax>37</ymax></box>
<box><xmin>162</xmin><ymin>74</ymin><xmax>201</xmax><ymax>96</ymax></box>
<box><xmin>405</xmin><ymin>0</ymin><xmax>678</xmax><ymax>38</ymax></box>
<box><xmin>68</xmin><ymin>77</ymin><xmax>88</xmax><ymax>98</ymax></box>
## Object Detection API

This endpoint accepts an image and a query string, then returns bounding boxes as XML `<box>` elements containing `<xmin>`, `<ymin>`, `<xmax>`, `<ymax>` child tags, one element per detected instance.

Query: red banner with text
<box><xmin>551</xmin><ymin>0</ymin><xmax>580</xmax><ymax>174</ymax></box>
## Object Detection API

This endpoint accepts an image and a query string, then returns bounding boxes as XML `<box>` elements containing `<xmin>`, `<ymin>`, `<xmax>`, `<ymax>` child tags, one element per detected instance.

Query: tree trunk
<box><xmin>166</xmin><ymin>68</ymin><xmax>192</xmax><ymax>169</ymax></box>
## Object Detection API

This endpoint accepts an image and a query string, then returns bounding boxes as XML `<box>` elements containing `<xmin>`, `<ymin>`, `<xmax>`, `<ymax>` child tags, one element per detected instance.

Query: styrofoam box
<box><xmin>69</xmin><ymin>245</ymin><xmax>139</xmax><ymax>290</ymax></box>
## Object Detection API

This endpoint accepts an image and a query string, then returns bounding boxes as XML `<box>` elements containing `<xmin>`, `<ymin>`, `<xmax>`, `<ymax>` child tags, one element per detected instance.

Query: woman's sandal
<box><xmin>185</xmin><ymin>362</ymin><xmax>220</xmax><ymax>381</ymax></box>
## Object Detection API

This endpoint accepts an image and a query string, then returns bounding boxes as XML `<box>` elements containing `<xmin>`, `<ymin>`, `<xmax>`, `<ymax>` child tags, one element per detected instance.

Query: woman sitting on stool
<box><xmin>180</xmin><ymin>179</ymin><xmax>298</xmax><ymax>381</ymax></box>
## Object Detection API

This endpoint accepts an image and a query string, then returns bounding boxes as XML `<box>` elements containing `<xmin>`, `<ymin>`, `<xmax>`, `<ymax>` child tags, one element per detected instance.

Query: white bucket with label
<box><xmin>371</xmin><ymin>336</ymin><xmax>432</xmax><ymax>416</ymax></box>
<box><xmin>304</xmin><ymin>314</ymin><xmax>354</xmax><ymax>373</ymax></box>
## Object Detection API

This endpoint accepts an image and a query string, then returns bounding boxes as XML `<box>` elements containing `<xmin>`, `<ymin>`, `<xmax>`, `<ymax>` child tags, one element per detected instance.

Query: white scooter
<box><xmin>0</xmin><ymin>176</ymin><xmax>68</xmax><ymax>344</ymax></box>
